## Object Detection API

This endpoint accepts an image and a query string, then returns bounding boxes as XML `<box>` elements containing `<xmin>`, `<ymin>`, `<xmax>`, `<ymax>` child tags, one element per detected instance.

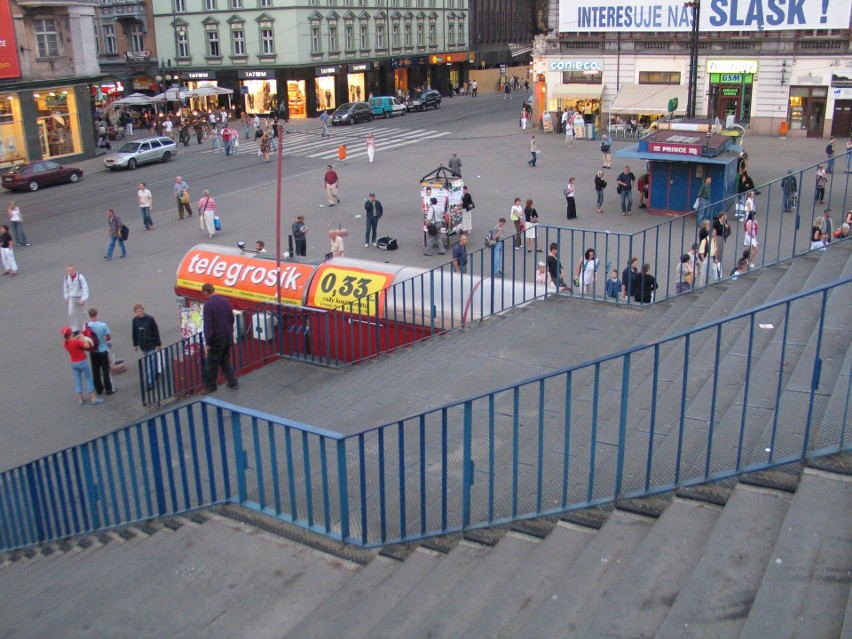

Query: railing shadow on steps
<box><xmin>3</xmin><ymin>273</ymin><xmax>850</xmax><ymax>551</ymax></box>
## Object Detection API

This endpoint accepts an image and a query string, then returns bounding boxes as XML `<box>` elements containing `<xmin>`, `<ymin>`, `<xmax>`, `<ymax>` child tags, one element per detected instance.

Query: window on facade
<box><xmin>561</xmin><ymin>71</ymin><xmax>602</xmax><ymax>84</ymax></box>
<box><xmin>638</xmin><ymin>71</ymin><xmax>682</xmax><ymax>84</ymax></box>
<box><xmin>175</xmin><ymin>0</ymin><xmax>186</xmax><ymax>12</ymax></box>
<box><xmin>232</xmin><ymin>0</ymin><xmax>243</xmax><ymax>8</ymax></box>
<box><xmin>102</xmin><ymin>24</ymin><xmax>116</xmax><ymax>54</ymax></box>
<box><xmin>457</xmin><ymin>19</ymin><xmax>464</xmax><ymax>43</ymax></box>
<box><xmin>259</xmin><ymin>0</ymin><xmax>272</xmax><ymax>6</ymax></box>
<box><xmin>35</xmin><ymin>19</ymin><xmax>60</xmax><ymax>57</ymax></box>
<box><xmin>416</xmin><ymin>22</ymin><xmax>424</xmax><ymax>46</ymax></box>
<box><xmin>207</xmin><ymin>29</ymin><xmax>221</xmax><ymax>57</ymax></box>
<box><xmin>311</xmin><ymin>24</ymin><xmax>321</xmax><ymax>52</ymax></box>
<box><xmin>232</xmin><ymin>28</ymin><xmax>245</xmax><ymax>55</ymax></box>
<box><xmin>345</xmin><ymin>24</ymin><xmax>354</xmax><ymax>50</ymax></box>
<box><xmin>205</xmin><ymin>0</ymin><xmax>216</xmax><ymax>10</ymax></box>
<box><xmin>176</xmin><ymin>28</ymin><xmax>189</xmax><ymax>57</ymax></box>
<box><xmin>130</xmin><ymin>23</ymin><xmax>145</xmax><ymax>51</ymax></box>
<box><xmin>428</xmin><ymin>0</ymin><xmax>435</xmax><ymax>6</ymax></box>
<box><xmin>404</xmin><ymin>22</ymin><xmax>412</xmax><ymax>46</ymax></box>
<box><xmin>93</xmin><ymin>23</ymin><xmax>100</xmax><ymax>55</ymax></box>
<box><xmin>447</xmin><ymin>22</ymin><xmax>454</xmax><ymax>45</ymax></box>
<box><xmin>416</xmin><ymin>0</ymin><xmax>423</xmax><ymax>7</ymax></box>
<box><xmin>392</xmin><ymin>22</ymin><xmax>400</xmax><ymax>47</ymax></box>
<box><xmin>359</xmin><ymin>23</ymin><xmax>368</xmax><ymax>49</ymax></box>
<box><xmin>428</xmin><ymin>22</ymin><xmax>435</xmax><ymax>46</ymax></box>
<box><xmin>260</xmin><ymin>27</ymin><xmax>274</xmax><ymax>53</ymax></box>
<box><xmin>328</xmin><ymin>23</ymin><xmax>338</xmax><ymax>50</ymax></box>
<box><xmin>376</xmin><ymin>22</ymin><xmax>385</xmax><ymax>48</ymax></box>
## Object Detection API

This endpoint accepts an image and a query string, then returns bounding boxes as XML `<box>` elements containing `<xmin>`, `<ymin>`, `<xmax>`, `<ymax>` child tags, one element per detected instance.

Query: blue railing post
<box><xmin>24</xmin><ymin>464</ymin><xmax>45</xmax><ymax>545</ymax></box>
<box><xmin>462</xmin><ymin>400</ymin><xmax>473</xmax><ymax>528</ymax></box>
<box><xmin>230</xmin><ymin>410</ymin><xmax>247</xmax><ymax>503</ymax></box>
<box><xmin>145</xmin><ymin>418</ymin><xmax>168</xmax><ymax>516</ymax></box>
<box><xmin>336</xmin><ymin>439</ymin><xmax>350</xmax><ymax>542</ymax></box>
<box><xmin>613</xmin><ymin>354</ymin><xmax>630</xmax><ymax>500</ymax></box>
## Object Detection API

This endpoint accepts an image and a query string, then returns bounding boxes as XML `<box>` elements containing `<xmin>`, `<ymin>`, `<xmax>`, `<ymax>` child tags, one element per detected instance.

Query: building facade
<box><xmin>150</xmin><ymin>0</ymin><xmax>470</xmax><ymax>118</ymax></box>
<box><xmin>536</xmin><ymin>0</ymin><xmax>852</xmax><ymax>137</ymax></box>
<box><xmin>0</xmin><ymin>0</ymin><xmax>102</xmax><ymax>164</ymax></box>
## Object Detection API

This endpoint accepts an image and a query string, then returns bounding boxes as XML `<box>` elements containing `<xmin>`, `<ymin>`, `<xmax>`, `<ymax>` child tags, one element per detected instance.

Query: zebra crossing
<box><xmin>203</xmin><ymin>125</ymin><xmax>450</xmax><ymax>161</ymax></box>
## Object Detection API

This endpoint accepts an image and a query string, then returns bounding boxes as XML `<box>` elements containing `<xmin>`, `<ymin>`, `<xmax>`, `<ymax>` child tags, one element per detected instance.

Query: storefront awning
<box><xmin>552</xmin><ymin>83</ymin><xmax>604</xmax><ymax>99</ymax></box>
<box><xmin>609</xmin><ymin>84</ymin><xmax>688</xmax><ymax>114</ymax></box>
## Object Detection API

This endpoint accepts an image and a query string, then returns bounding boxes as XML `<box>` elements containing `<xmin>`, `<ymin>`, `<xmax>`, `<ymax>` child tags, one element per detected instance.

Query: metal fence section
<box><xmin>3</xmin><ymin>275</ymin><xmax>849</xmax><ymax>551</ymax></box>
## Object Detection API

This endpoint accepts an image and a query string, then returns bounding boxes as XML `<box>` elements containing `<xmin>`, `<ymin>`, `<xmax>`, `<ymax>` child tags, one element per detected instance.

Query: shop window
<box><xmin>206</xmin><ymin>28</ymin><xmax>221</xmax><ymax>57</ymax></box>
<box><xmin>260</xmin><ymin>27</ymin><xmax>274</xmax><ymax>54</ymax></box>
<box><xmin>0</xmin><ymin>95</ymin><xmax>26</xmax><ymax>164</ymax></box>
<box><xmin>130</xmin><ymin>23</ymin><xmax>146</xmax><ymax>52</ymax></box>
<box><xmin>102</xmin><ymin>23</ymin><xmax>116</xmax><ymax>55</ymax></box>
<box><xmin>561</xmin><ymin>70</ymin><xmax>602</xmax><ymax>84</ymax></box>
<box><xmin>311</xmin><ymin>24</ymin><xmax>322</xmax><ymax>53</ymax></box>
<box><xmin>638</xmin><ymin>71</ymin><xmax>682</xmax><ymax>85</ymax></box>
<box><xmin>33</xmin><ymin>89</ymin><xmax>81</xmax><ymax>159</ymax></box>
<box><xmin>359</xmin><ymin>22</ymin><xmax>368</xmax><ymax>49</ymax></box>
<box><xmin>176</xmin><ymin>27</ymin><xmax>190</xmax><ymax>58</ymax></box>
<box><xmin>328</xmin><ymin>23</ymin><xmax>339</xmax><ymax>51</ymax></box>
<box><xmin>287</xmin><ymin>80</ymin><xmax>306</xmax><ymax>118</ymax></box>
<box><xmin>243</xmin><ymin>79</ymin><xmax>277</xmax><ymax>113</ymax></box>
<box><xmin>315</xmin><ymin>76</ymin><xmax>336</xmax><ymax>110</ymax></box>
<box><xmin>36</xmin><ymin>19</ymin><xmax>60</xmax><ymax>58</ymax></box>
<box><xmin>175</xmin><ymin>0</ymin><xmax>186</xmax><ymax>12</ymax></box>
<box><xmin>345</xmin><ymin>24</ymin><xmax>354</xmax><ymax>50</ymax></box>
<box><xmin>205</xmin><ymin>0</ymin><xmax>216</xmax><ymax>10</ymax></box>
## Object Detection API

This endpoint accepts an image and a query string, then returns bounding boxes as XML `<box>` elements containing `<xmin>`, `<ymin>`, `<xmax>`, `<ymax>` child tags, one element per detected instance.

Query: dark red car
<box><xmin>2</xmin><ymin>160</ymin><xmax>83</xmax><ymax>192</ymax></box>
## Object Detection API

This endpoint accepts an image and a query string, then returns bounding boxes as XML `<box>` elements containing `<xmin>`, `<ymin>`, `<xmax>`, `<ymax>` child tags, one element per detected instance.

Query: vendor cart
<box><xmin>420</xmin><ymin>165</ymin><xmax>464</xmax><ymax>246</ymax></box>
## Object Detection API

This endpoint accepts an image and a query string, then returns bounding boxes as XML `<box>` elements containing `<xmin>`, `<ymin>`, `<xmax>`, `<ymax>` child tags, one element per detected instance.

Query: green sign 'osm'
<box><xmin>667</xmin><ymin>97</ymin><xmax>679</xmax><ymax>113</ymax></box>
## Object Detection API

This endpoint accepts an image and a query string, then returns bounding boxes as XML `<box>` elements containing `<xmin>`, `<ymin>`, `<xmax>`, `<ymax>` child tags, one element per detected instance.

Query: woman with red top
<box><xmin>62</xmin><ymin>326</ymin><xmax>103</xmax><ymax>406</ymax></box>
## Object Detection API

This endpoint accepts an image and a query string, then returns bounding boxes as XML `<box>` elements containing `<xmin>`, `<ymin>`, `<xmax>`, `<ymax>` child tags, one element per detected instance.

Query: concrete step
<box><xmin>739</xmin><ymin>469</ymin><xmax>852</xmax><ymax>639</ymax></box>
<box><xmin>656</xmin><ymin>484</ymin><xmax>792</xmax><ymax>639</ymax></box>
<box><xmin>581</xmin><ymin>498</ymin><xmax>721</xmax><ymax>638</ymax></box>
<box><xmin>281</xmin><ymin>549</ymin><xmax>441</xmax><ymax>639</ymax></box>
<box><xmin>455</xmin><ymin>521</ymin><xmax>597</xmax><ymax>637</ymax></box>
<box><xmin>365</xmin><ymin>540</ymin><xmax>491</xmax><ymax>639</ymax></box>
<box><xmin>402</xmin><ymin>531</ymin><xmax>542</xmax><ymax>638</ymax></box>
<box><xmin>499</xmin><ymin>510</ymin><xmax>655</xmax><ymax>639</ymax></box>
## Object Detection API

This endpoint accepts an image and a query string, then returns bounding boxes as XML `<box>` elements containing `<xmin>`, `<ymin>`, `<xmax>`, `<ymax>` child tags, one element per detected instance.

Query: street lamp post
<box><xmin>685</xmin><ymin>0</ymin><xmax>700</xmax><ymax>119</ymax></box>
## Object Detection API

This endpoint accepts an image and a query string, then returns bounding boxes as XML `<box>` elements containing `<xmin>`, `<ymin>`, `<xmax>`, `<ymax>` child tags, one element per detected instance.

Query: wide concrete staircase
<box><xmin>1</xmin><ymin>244</ymin><xmax>850</xmax><ymax>638</ymax></box>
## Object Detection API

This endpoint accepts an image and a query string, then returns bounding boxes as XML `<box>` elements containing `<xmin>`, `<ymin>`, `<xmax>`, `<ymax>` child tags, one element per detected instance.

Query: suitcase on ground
<box><xmin>377</xmin><ymin>236</ymin><xmax>398</xmax><ymax>250</ymax></box>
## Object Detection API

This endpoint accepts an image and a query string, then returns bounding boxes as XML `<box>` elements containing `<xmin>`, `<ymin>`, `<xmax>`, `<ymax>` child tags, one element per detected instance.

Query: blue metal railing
<box><xmin>4</xmin><ymin>274</ymin><xmax>849</xmax><ymax>551</ymax></box>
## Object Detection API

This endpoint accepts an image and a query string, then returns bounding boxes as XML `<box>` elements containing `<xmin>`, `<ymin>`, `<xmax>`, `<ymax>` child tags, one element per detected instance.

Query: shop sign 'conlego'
<box><xmin>176</xmin><ymin>249</ymin><xmax>313</xmax><ymax>306</ymax></box>
<box><xmin>549</xmin><ymin>60</ymin><xmax>602</xmax><ymax>72</ymax></box>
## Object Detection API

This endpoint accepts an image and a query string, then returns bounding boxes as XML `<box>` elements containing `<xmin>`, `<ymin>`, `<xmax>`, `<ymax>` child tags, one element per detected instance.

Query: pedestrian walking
<box><xmin>616</xmin><ymin>166</ymin><xmax>636</xmax><ymax>215</ymax></box>
<box><xmin>137</xmin><ymin>182</ymin><xmax>154</xmax><ymax>230</ymax></box>
<box><xmin>448</xmin><ymin>152</ymin><xmax>462</xmax><ymax>176</ymax></box>
<box><xmin>781</xmin><ymin>170</ymin><xmax>797</xmax><ymax>212</ymax></box>
<box><xmin>222</xmin><ymin>125</ymin><xmax>232</xmax><ymax>156</ymax></box>
<box><xmin>528</xmin><ymin>135</ymin><xmax>539</xmax><ymax>167</ymax></box>
<box><xmin>174</xmin><ymin>176</ymin><xmax>192</xmax><ymax>219</ymax></box>
<box><xmin>132</xmin><ymin>303</ymin><xmax>161</xmax><ymax>390</ymax></box>
<box><xmin>695</xmin><ymin>176</ymin><xmax>712</xmax><ymax>224</ymax></box>
<box><xmin>674</xmin><ymin>254</ymin><xmax>694</xmax><ymax>295</ymax></box>
<box><xmin>104</xmin><ymin>209</ymin><xmax>126</xmax><ymax>260</ymax></box>
<box><xmin>563</xmin><ymin>177</ymin><xmax>577</xmax><ymax>219</ymax></box>
<box><xmin>424</xmin><ymin>197</ymin><xmax>446</xmax><ymax>256</ymax></box>
<box><xmin>292</xmin><ymin>214</ymin><xmax>307</xmax><ymax>256</ymax></box>
<box><xmin>366</xmin><ymin>132</ymin><xmax>375</xmax><ymax>163</ymax></box>
<box><xmin>210</xmin><ymin>124</ymin><xmax>221</xmax><ymax>153</ymax></box>
<box><xmin>198</xmin><ymin>190</ymin><xmax>218</xmax><ymax>239</ymax></box>
<box><xmin>524</xmin><ymin>199</ymin><xmax>540</xmax><ymax>252</ymax></box>
<box><xmin>509</xmin><ymin>197</ymin><xmax>524</xmax><ymax>250</ymax></box>
<box><xmin>229</xmin><ymin>125</ymin><xmax>240</xmax><ymax>156</ymax></box>
<box><xmin>242</xmin><ymin>111</ymin><xmax>251</xmax><ymax>140</ymax></box>
<box><xmin>576</xmin><ymin>248</ymin><xmax>600</xmax><ymax>296</ymax></box>
<box><xmin>0</xmin><ymin>224</ymin><xmax>18</xmax><ymax>276</ymax></box>
<box><xmin>320</xmin><ymin>109</ymin><xmax>330</xmax><ymax>137</ymax></box>
<box><xmin>461</xmin><ymin>185</ymin><xmax>475</xmax><ymax>234</ymax></box>
<box><xmin>7</xmin><ymin>201</ymin><xmax>28</xmax><ymax>246</ymax></box>
<box><xmin>600</xmin><ymin>134</ymin><xmax>612</xmax><ymax>168</ymax></box>
<box><xmin>744</xmin><ymin>205</ymin><xmax>760</xmax><ymax>266</ymax></box>
<box><xmin>86</xmin><ymin>307</ymin><xmax>114</xmax><ymax>395</ymax></box>
<box><xmin>259</xmin><ymin>131</ymin><xmax>271</xmax><ymax>162</ymax></box>
<box><xmin>324</xmin><ymin>165</ymin><xmax>340</xmax><ymax>206</ymax></box>
<box><xmin>815</xmin><ymin>164</ymin><xmax>827</xmax><ymax>204</ymax></box>
<box><xmin>364</xmin><ymin>192</ymin><xmax>383</xmax><ymax>247</ymax></box>
<box><xmin>62</xmin><ymin>326</ymin><xmax>102</xmax><ymax>406</ymax></box>
<box><xmin>825</xmin><ymin>136</ymin><xmax>836</xmax><ymax>174</ymax></box>
<box><xmin>594</xmin><ymin>171</ymin><xmax>607</xmax><ymax>213</ymax></box>
<box><xmin>470</xmin><ymin>79</ymin><xmax>478</xmax><ymax>97</ymax></box>
<box><xmin>198</xmin><ymin>283</ymin><xmax>240</xmax><ymax>395</ymax></box>
<box><xmin>63</xmin><ymin>264</ymin><xmax>89</xmax><ymax>333</ymax></box>
<box><xmin>822</xmin><ymin>208</ymin><xmax>834</xmax><ymax>244</ymax></box>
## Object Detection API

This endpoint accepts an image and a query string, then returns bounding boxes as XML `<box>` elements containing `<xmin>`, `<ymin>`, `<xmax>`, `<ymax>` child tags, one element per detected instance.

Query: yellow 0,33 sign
<box><xmin>307</xmin><ymin>265</ymin><xmax>393</xmax><ymax>315</ymax></box>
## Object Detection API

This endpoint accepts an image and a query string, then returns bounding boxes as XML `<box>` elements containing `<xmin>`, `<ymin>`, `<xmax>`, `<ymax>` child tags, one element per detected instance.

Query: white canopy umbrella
<box><xmin>186</xmin><ymin>85</ymin><xmax>233</xmax><ymax>97</ymax></box>
<box><xmin>110</xmin><ymin>92</ymin><xmax>160</xmax><ymax>106</ymax></box>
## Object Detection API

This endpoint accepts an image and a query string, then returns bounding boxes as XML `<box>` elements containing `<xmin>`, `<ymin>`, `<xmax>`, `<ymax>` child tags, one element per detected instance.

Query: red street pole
<box><xmin>275</xmin><ymin>122</ymin><xmax>284</xmax><ymax>305</ymax></box>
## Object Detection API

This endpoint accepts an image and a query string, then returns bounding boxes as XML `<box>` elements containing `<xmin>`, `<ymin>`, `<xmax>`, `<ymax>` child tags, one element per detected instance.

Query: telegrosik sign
<box><xmin>559</xmin><ymin>0</ymin><xmax>852</xmax><ymax>32</ymax></box>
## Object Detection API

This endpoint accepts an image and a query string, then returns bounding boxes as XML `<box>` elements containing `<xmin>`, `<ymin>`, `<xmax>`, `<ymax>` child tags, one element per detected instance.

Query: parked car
<box><xmin>103</xmin><ymin>136</ymin><xmax>177</xmax><ymax>170</ymax></box>
<box><xmin>407</xmin><ymin>89</ymin><xmax>442</xmax><ymax>111</ymax></box>
<box><xmin>1</xmin><ymin>161</ymin><xmax>83</xmax><ymax>192</ymax></box>
<box><xmin>368</xmin><ymin>96</ymin><xmax>407</xmax><ymax>119</ymax></box>
<box><xmin>331</xmin><ymin>102</ymin><xmax>374</xmax><ymax>125</ymax></box>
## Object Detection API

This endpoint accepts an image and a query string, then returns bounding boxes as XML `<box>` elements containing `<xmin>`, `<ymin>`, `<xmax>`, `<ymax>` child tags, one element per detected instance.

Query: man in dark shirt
<box><xmin>621</xmin><ymin>256</ymin><xmax>639</xmax><ymax>300</ymax></box>
<box><xmin>546</xmin><ymin>243</ymin><xmax>569</xmax><ymax>290</ymax></box>
<box><xmin>200</xmin><ymin>283</ymin><xmax>239</xmax><ymax>394</ymax></box>
<box><xmin>132</xmin><ymin>303</ymin><xmax>161</xmax><ymax>389</ymax></box>
<box><xmin>616</xmin><ymin>166</ymin><xmax>636</xmax><ymax>216</ymax></box>
<box><xmin>292</xmin><ymin>215</ymin><xmax>307</xmax><ymax>256</ymax></box>
<box><xmin>452</xmin><ymin>234</ymin><xmax>468</xmax><ymax>273</ymax></box>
